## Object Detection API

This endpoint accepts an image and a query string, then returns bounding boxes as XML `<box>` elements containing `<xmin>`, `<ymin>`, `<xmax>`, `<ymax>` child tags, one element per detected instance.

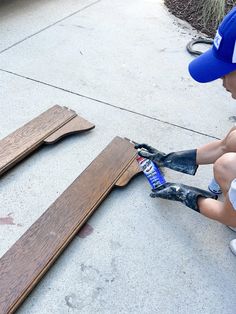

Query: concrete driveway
<box><xmin>0</xmin><ymin>0</ymin><xmax>236</xmax><ymax>313</ymax></box>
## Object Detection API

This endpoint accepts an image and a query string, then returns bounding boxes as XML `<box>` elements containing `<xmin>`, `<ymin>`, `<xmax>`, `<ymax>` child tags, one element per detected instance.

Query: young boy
<box><xmin>136</xmin><ymin>7</ymin><xmax>236</xmax><ymax>255</ymax></box>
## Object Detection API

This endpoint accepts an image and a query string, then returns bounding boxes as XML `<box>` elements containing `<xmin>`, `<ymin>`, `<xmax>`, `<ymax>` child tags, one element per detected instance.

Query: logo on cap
<box><xmin>214</xmin><ymin>30</ymin><xmax>222</xmax><ymax>50</ymax></box>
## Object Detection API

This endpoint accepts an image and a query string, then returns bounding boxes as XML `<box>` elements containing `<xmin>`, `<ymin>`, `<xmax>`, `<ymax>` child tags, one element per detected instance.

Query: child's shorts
<box><xmin>228</xmin><ymin>179</ymin><xmax>236</xmax><ymax>210</ymax></box>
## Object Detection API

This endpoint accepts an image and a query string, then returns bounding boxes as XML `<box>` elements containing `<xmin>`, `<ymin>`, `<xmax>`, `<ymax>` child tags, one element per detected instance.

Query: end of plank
<box><xmin>115</xmin><ymin>139</ymin><xmax>141</xmax><ymax>187</ymax></box>
<box><xmin>44</xmin><ymin>115</ymin><xmax>95</xmax><ymax>144</ymax></box>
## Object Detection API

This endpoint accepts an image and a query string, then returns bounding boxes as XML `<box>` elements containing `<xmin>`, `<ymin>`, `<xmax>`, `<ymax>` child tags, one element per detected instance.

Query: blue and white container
<box><xmin>137</xmin><ymin>156</ymin><xmax>166</xmax><ymax>189</ymax></box>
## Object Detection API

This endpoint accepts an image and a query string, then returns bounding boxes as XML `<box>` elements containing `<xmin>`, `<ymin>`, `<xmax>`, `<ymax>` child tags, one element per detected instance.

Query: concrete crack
<box><xmin>0</xmin><ymin>0</ymin><xmax>102</xmax><ymax>54</ymax></box>
<box><xmin>0</xmin><ymin>68</ymin><xmax>221</xmax><ymax>141</ymax></box>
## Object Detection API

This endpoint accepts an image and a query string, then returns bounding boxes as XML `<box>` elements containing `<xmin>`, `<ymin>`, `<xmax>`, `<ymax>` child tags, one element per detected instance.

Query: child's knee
<box><xmin>225</xmin><ymin>130</ymin><xmax>236</xmax><ymax>152</ymax></box>
<box><xmin>214</xmin><ymin>153</ymin><xmax>236</xmax><ymax>185</ymax></box>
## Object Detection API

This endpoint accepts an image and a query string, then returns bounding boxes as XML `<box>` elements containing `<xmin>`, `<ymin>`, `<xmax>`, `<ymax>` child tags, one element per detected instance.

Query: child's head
<box><xmin>189</xmin><ymin>7</ymin><xmax>236</xmax><ymax>84</ymax></box>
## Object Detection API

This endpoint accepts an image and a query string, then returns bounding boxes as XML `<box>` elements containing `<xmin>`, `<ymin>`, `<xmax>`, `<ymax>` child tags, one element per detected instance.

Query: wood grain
<box><xmin>44</xmin><ymin>115</ymin><xmax>95</xmax><ymax>144</ymax></box>
<box><xmin>0</xmin><ymin>137</ymin><xmax>137</xmax><ymax>313</ymax></box>
<box><xmin>0</xmin><ymin>105</ymin><xmax>77</xmax><ymax>176</ymax></box>
<box><xmin>115</xmin><ymin>158</ymin><xmax>141</xmax><ymax>187</ymax></box>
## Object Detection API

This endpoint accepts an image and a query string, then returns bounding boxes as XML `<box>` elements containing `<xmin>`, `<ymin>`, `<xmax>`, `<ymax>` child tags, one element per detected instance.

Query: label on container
<box><xmin>137</xmin><ymin>156</ymin><xmax>166</xmax><ymax>189</ymax></box>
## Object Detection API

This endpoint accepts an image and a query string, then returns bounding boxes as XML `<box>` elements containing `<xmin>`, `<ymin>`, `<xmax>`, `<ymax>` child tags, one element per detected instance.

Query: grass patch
<box><xmin>165</xmin><ymin>0</ymin><xmax>236</xmax><ymax>37</ymax></box>
<box><xmin>200</xmin><ymin>0</ymin><xmax>226</xmax><ymax>29</ymax></box>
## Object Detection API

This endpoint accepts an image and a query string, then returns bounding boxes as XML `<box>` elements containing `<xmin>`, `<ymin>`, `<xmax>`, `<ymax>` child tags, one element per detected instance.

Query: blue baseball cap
<box><xmin>189</xmin><ymin>7</ymin><xmax>236</xmax><ymax>83</ymax></box>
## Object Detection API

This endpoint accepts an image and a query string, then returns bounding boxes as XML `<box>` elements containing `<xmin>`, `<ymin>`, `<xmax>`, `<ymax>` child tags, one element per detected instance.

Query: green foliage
<box><xmin>200</xmin><ymin>0</ymin><xmax>226</xmax><ymax>29</ymax></box>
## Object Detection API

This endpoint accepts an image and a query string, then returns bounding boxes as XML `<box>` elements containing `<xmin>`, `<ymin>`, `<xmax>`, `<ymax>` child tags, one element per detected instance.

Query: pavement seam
<box><xmin>0</xmin><ymin>68</ymin><xmax>221</xmax><ymax>140</ymax></box>
<box><xmin>0</xmin><ymin>0</ymin><xmax>102</xmax><ymax>55</ymax></box>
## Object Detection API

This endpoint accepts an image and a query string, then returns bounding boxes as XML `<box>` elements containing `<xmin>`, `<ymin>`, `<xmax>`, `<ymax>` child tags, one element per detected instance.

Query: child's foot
<box><xmin>208</xmin><ymin>178</ymin><xmax>222</xmax><ymax>195</ymax></box>
<box><xmin>229</xmin><ymin>239</ymin><xmax>236</xmax><ymax>255</ymax></box>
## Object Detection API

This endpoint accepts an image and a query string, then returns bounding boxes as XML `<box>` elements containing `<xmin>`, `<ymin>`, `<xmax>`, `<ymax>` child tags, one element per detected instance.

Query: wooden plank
<box><xmin>44</xmin><ymin>115</ymin><xmax>95</xmax><ymax>144</ymax></box>
<box><xmin>0</xmin><ymin>105</ymin><xmax>85</xmax><ymax>176</ymax></box>
<box><xmin>115</xmin><ymin>159</ymin><xmax>141</xmax><ymax>187</ymax></box>
<box><xmin>0</xmin><ymin>137</ymin><xmax>137</xmax><ymax>313</ymax></box>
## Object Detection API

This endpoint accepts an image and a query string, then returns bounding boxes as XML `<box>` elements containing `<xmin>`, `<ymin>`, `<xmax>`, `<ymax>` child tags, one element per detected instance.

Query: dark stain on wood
<box><xmin>0</xmin><ymin>105</ymin><xmax>94</xmax><ymax>177</ymax></box>
<box><xmin>0</xmin><ymin>137</ymin><xmax>137</xmax><ymax>313</ymax></box>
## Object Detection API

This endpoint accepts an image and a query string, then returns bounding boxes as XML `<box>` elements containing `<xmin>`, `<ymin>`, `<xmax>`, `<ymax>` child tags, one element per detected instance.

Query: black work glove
<box><xmin>134</xmin><ymin>143</ymin><xmax>166</xmax><ymax>163</ymax></box>
<box><xmin>135</xmin><ymin>143</ymin><xmax>198</xmax><ymax>175</ymax></box>
<box><xmin>149</xmin><ymin>182</ymin><xmax>217</xmax><ymax>212</ymax></box>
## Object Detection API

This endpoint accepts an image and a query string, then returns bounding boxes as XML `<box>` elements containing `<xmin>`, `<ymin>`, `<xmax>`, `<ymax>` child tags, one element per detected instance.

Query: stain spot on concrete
<box><xmin>111</xmin><ymin>257</ymin><xmax>118</xmax><ymax>273</ymax></box>
<box><xmin>229</xmin><ymin>116</ymin><xmax>236</xmax><ymax>122</ymax></box>
<box><xmin>65</xmin><ymin>287</ymin><xmax>103</xmax><ymax>310</ymax></box>
<box><xmin>80</xmin><ymin>263</ymin><xmax>100</xmax><ymax>274</ymax></box>
<box><xmin>0</xmin><ymin>213</ymin><xmax>21</xmax><ymax>226</ymax></box>
<box><xmin>65</xmin><ymin>293</ymin><xmax>77</xmax><ymax>309</ymax></box>
<box><xmin>105</xmin><ymin>277</ymin><xmax>115</xmax><ymax>283</ymax></box>
<box><xmin>78</xmin><ymin>223</ymin><xmax>94</xmax><ymax>238</ymax></box>
<box><xmin>73</xmin><ymin>24</ymin><xmax>86</xmax><ymax>29</ymax></box>
<box><xmin>110</xmin><ymin>240</ymin><xmax>122</xmax><ymax>250</ymax></box>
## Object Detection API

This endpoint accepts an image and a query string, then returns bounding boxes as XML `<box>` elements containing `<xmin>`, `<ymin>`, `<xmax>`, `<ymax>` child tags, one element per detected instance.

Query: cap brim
<box><xmin>188</xmin><ymin>48</ymin><xmax>236</xmax><ymax>83</ymax></box>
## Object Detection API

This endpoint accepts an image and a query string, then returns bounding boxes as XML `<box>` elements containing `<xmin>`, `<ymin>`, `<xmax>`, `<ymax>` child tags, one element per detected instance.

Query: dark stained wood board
<box><xmin>44</xmin><ymin>115</ymin><xmax>95</xmax><ymax>144</ymax></box>
<box><xmin>0</xmin><ymin>137</ymin><xmax>138</xmax><ymax>313</ymax></box>
<box><xmin>0</xmin><ymin>105</ymin><xmax>94</xmax><ymax>177</ymax></box>
<box><xmin>115</xmin><ymin>159</ymin><xmax>141</xmax><ymax>187</ymax></box>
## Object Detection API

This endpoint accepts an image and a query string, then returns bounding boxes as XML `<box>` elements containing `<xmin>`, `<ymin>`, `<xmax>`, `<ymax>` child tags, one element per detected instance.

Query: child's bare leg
<box><xmin>197</xmin><ymin>127</ymin><xmax>236</xmax><ymax>165</ymax></box>
<box><xmin>198</xmin><ymin>152</ymin><xmax>236</xmax><ymax>226</ymax></box>
<box><xmin>198</xmin><ymin>197</ymin><xmax>236</xmax><ymax>227</ymax></box>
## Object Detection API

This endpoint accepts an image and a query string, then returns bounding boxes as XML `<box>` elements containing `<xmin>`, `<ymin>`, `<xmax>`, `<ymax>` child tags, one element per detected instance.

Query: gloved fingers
<box><xmin>150</xmin><ymin>192</ymin><xmax>157</xmax><ymax>198</ymax></box>
<box><xmin>151</xmin><ymin>184</ymin><xmax>167</xmax><ymax>193</ymax></box>
<box><xmin>150</xmin><ymin>189</ymin><xmax>166</xmax><ymax>198</ymax></box>
<box><xmin>137</xmin><ymin>150</ymin><xmax>155</xmax><ymax>159</ymax></box>
<box><xmin>150</xmin><ymin>183</ymin><xmax>173</xmax><ymax>198</ymax></box>
<box><xmin>134</xmin><ymin>143</ymin><xmax>157</xmax><ymax>153</ymax></box>
<box><xmin>134</xmin><ymin>143</ymin><xmax>147</xmax><ymax>149</ymax></box>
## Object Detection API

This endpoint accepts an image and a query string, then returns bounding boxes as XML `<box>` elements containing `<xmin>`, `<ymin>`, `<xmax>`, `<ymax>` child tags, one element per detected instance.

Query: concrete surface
<box><xmin>0</xmin><ymin>0</ymin><xmax>236</xmax><ymax>313</ymax></box>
